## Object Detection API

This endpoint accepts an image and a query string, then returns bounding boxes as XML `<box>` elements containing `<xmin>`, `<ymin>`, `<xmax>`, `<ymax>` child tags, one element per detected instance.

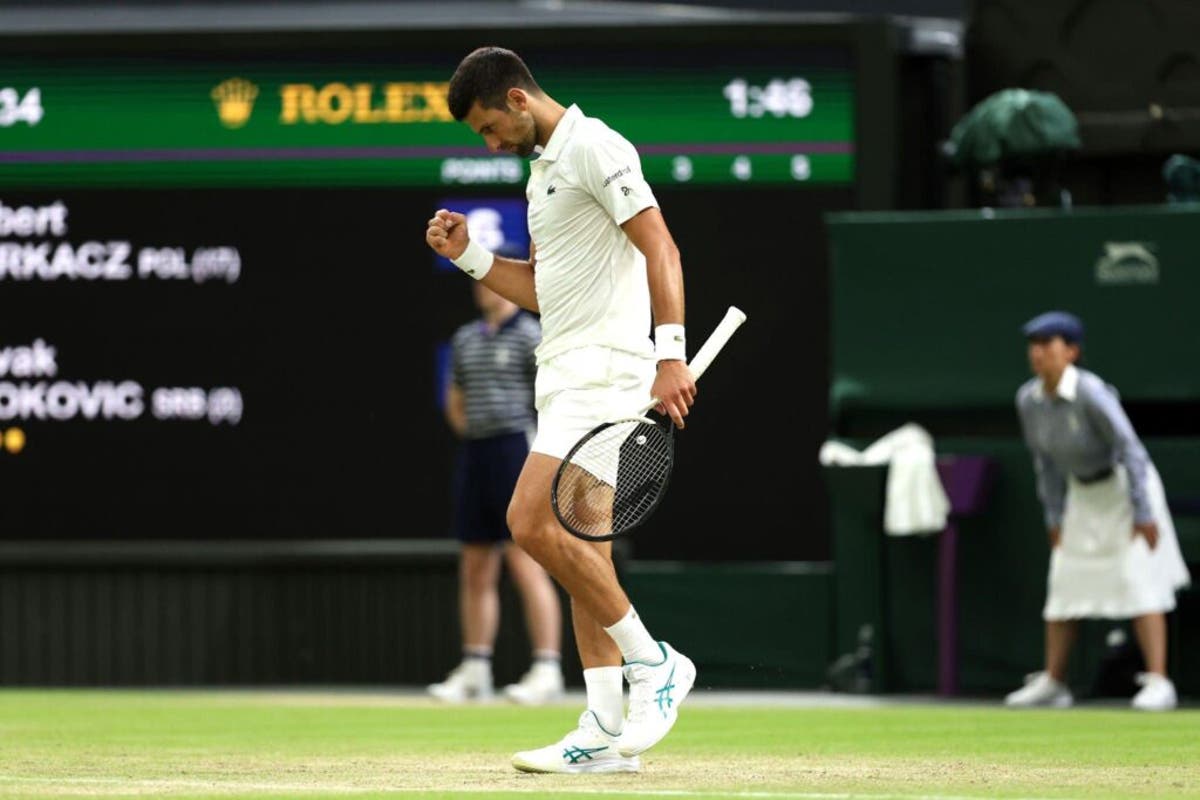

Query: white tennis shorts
<box><xmin>531</xmin><ymin>345</ymin><xmax>656</xmax><ymax>461</ymax></box>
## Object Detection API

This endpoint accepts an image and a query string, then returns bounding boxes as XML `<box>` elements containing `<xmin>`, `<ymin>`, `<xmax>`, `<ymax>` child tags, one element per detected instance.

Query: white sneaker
<box><xmin>512</xmin><ymin>710</ymin><xmax>641</xmax><ymax>774</ymax></box>
<box><xmin>1004</xmin><ymin>671</ymin><xmax>1073</xmax><ymax>708</ymax></box>
<box><xmin>504</xmin><ymin>661</ymin><xmax>566</xmax><ymax>706</ymax></box>
<box><xmin>618</xmin><ymin>642</ymin><xmax>696</xmax><ymax>757</ymax></box>
<box><xmin>1132</xmin><ymin>673</ymin><xmax>1177</xmax><ymax>711</ymax></box>
<box><xmin>427</xmin><ymin>658</ymin><xmax>493</xmax><ymax>703</ymax></box>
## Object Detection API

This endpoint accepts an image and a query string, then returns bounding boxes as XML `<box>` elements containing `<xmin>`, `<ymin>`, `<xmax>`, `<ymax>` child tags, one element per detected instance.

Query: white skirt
<box><xmin>1044</xmin><ymin>463</ymin><xmax>1191</xmax><ymax>620</ymax></box>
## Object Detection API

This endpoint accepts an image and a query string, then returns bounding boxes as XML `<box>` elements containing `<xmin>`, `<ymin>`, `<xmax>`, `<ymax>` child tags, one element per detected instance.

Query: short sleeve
<box><xmin>578</xmin><ymin>130</ymin><xmax>658</xmax><ymax>225</ymax></box>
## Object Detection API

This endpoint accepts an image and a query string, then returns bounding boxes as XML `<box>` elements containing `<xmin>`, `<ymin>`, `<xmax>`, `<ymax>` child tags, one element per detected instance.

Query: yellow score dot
<box><xmin>4</xmin><ymin>427</ymin><xmax>26</xmax><ymax>454</ymax></box>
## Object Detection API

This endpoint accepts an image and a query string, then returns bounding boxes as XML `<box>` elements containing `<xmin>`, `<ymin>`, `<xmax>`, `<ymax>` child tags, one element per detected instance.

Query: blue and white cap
<box><xmin>1021</xmin><ymin>310</ymin><xmax>1084</xmax><ymax>343</ymax></box>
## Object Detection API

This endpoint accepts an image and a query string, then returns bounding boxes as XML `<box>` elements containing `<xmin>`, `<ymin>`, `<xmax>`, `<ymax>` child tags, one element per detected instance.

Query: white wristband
<box><xmin>450</xmin><ymin>239</ymin><xmax>493</xmax><ymax>280</ymax></box>
<box><xmin>654</xmin><ymin>323</ymin><xmax>686</xmax><ymax>361</ymax></box>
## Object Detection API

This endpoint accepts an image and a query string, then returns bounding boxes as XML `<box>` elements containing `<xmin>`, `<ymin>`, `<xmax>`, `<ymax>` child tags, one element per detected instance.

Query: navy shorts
<box><xmin>450</xmin><ymin>430</ymin><xmax>530</xmax><ymax>544</ymax></box>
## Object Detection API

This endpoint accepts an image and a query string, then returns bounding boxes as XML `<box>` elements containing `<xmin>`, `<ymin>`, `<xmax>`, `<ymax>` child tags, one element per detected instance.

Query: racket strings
<box><xmin>557</xmin><ymin>419</ymin><xmax>673</xmax><ymax>539</ymax></box>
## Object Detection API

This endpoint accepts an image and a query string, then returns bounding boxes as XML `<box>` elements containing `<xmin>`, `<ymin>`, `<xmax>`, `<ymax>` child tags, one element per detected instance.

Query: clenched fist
<box><xmin>426</xmin><ymin>209</ymin><xmax>469</xmax><ymax>260</ymax></box>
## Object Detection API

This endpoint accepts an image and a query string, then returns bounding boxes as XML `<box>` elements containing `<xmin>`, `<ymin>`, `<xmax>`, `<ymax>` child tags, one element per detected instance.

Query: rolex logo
<box><xmin>211</xmin><ymin>78</ymin><xmax>259</xmax><ymax>129</ymax></box>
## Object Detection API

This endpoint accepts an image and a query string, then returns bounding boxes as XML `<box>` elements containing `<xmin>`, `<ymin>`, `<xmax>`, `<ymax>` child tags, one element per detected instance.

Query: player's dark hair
<box><xmin>447</xmin><ymin>47</ymin><xmax>541</xmax><ymax>121</ymax></box>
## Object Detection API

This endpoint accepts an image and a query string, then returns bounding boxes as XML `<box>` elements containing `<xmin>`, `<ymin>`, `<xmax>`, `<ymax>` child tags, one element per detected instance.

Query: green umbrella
<box><xmin>1163</xmin><ymin>153</ymin><xmax>1200</xmax><ymax>203</ymax></box>
<box><xmin>945</xmin><ymin>88</ymin><xmax>1081</xmax><ymax>169</ymax></box>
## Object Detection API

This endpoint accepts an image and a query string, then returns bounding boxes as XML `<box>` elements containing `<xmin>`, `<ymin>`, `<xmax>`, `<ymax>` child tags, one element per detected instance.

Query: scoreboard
<box><xmin>0</xmin><ymin>45</ymin><xmax>854</xmax><ymax>188</ymax></box>
<box><xmin>0</xmin><ymin>30</ymin><xmax>860</xmax><ymax>559</ymax></box>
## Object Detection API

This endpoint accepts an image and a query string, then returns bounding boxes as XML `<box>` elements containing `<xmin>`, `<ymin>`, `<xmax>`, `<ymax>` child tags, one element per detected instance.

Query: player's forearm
<box><xmin>481</xmin><ymin>257</ymin><xmax>539</xmax><ymax>313</ymax></box>
<box><xmin>645</xmin><ymin>242</ymin><xmax>685</xmax><ymax>327</ymax></box>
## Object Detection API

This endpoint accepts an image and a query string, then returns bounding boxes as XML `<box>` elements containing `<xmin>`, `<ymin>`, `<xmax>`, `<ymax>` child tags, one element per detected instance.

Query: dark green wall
<box><xmin>826</xmin><ymin>204</ymin><xmax>1200</xmax><ymax>430</ymax></box>
<box><xmin>0</xmin><ymin>544</ymin><xmax>833</xmax><ymax>690</ymax></box>
<box><xmin>624</xmin><ymin>562</ymin><xmax>833</xmax><ymax>689</ymax></box>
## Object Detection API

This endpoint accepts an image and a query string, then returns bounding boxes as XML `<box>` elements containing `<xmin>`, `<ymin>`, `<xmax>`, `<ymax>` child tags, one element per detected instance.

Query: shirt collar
<box><xmin>1057</xmin><ymin>364</ymin><xmax>1079</xmax><ymax>401</ymax></box>
<box><xmin>1033</xmin><ymin>363</ymin><xmax>1079</xmax><ymax>402</ymax></box>
<box><xmin>535</xmin><ymin>104</ymin><xmax>582</xmax><ymax>163</ymax></box>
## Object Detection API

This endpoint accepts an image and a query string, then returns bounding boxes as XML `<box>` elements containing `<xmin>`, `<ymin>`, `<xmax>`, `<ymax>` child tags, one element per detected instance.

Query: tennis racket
<box><xmin>551</xmin><ymin>305</ymin><xmax>748</xmax><ymax>542</ymax></box>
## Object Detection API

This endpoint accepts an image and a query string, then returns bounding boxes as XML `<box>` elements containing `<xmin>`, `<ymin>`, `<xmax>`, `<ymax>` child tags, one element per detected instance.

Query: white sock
<box><xmin>603</xmin><ymin>606</ymin><xmax>663</xmax><ymax>666</ymax></box>
<box><xmin>532</xmin><ymin>649</ymin><xmax>561</xmax><ymax>665</ymax></box>
<box><xmin>584</xmin><ymin>666</ymin><xmax>625</xmax><ymax>735</ymax></box>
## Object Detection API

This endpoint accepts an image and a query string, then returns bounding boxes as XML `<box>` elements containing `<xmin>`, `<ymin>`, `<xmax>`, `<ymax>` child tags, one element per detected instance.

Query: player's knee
<box><xmin>508</xmin><ymin>519</ymin><xmax>541</xmax><ymax>555</ymax></box>
<box><xmin>508</xmin><ymin>507</ymin><xmax>550</xmax><ymax>557</ymax></box>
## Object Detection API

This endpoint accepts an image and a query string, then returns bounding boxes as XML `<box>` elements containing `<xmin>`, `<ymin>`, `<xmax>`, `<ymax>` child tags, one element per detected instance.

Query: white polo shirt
<box><xmin>526</xmin><ymin>104</ymin><xmax>659</xmax><ymax>365</ymax></box>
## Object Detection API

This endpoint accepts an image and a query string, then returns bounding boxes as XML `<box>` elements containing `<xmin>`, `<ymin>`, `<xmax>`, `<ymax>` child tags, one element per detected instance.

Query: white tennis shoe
<box><xmin>1004</xmin><ymin>671</ymin><xmax>1073</xmax><ymax>708</ymax></box>
<box><xmin>618</xmin><ymin>641</ymin><xmax>696</xmax><ymax>757</ymax></box>
<box><xmin>427</xmin><ymin>658</ymin><xmax>493</xmax><ymax>703</ymax></box>
<box><xmin>503</xmin><ymin>661</ymin><xmax>566</xmax><ymax>706</ymax></box>
<box><xmin>1131</xmin><ymin>672</ymin><xmax>1177</xmax><ymax>711</ymax></box>
<box><xmin>512</xmin><ymin>710</ymin><xmax>641</xmax><ymax>773</ymax></box>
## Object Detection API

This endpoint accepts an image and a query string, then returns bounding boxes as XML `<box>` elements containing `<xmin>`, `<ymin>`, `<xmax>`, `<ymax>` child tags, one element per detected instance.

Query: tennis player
<box><xmin>425</xmin><ymin>46</ymin><xmax>697</xmax><ymax>774</ymax></box>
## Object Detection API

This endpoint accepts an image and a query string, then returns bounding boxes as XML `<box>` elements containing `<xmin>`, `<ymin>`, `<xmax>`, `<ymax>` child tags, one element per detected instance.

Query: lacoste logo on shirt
<box><xmin>546</xmin><ymin>185</ymin><xmax>557</xmax><ymax>195</ymax></box>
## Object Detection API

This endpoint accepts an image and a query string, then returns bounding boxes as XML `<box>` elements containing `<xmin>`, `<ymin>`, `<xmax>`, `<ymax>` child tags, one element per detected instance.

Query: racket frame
<box><xmin>551</xmin><ymin>414</ymin><xmax>674</xmax><ymax>542</ymax></box>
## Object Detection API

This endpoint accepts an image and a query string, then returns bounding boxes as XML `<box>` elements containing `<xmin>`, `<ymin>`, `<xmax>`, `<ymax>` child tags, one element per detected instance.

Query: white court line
<box><xmin>0</xmin><ymin>775</ymin><xmax>1071</xmax><ymax>800</ymax></box>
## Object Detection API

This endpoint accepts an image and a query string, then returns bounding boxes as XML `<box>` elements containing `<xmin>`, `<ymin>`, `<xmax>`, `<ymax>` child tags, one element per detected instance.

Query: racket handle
<box><xmin>640</xmin><ymin>305</ymin><xmax>747</xmax><ymax>414</ymax></box>
<box><xmin>688</xmin><ymin>305</ymin><xmax>747</xmax><ymax>380</ymax></box>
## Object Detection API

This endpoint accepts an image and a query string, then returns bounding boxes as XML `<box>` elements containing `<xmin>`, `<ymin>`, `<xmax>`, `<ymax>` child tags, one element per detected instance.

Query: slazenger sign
<box><xmin>1094</xmin><ymin>242</ymin><xmax>1160</xmax><ymax>286</ymax></box>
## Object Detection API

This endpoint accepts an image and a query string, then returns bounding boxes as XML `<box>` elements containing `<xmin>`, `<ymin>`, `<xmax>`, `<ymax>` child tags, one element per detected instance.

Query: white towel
<box><xmin>819</xmin><ymin>423</ymin><xmax>951</xmax><ymax>536</ymax></box>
